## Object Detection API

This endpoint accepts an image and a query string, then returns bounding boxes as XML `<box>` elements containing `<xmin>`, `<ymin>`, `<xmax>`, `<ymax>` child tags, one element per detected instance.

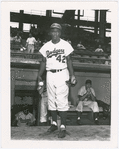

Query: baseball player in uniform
<box><xmin>12</xmin><ymin>104</ymin><xmax>36</xmax><ymax>127</ymax></box>
<box><xmin>76</xmin><ymin>79</ymin><xmax>99</xmax><ymax>125</ymax></box>
<box><xmin>38</xmin><ymin>23</ymin><xmax>76</xmax><ymax>138</ymax></box>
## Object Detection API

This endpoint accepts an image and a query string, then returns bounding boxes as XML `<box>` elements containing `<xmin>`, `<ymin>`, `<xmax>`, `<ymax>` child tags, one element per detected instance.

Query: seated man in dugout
<box><xmin>76</xmin><ymin>79</ymin><xmax>99</xmax><ymax>125</ymax></box>
<box><xmin>12</xmin><ymin>104</ymin><xmax>36</xmax><ymax>127</ymax></box>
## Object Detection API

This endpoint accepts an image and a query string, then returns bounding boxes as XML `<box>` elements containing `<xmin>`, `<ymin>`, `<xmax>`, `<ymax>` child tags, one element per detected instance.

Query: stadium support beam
<box><xmin>99</xmin><ymin>10</ymin><xmax>107</xmax><ymax>43</ymax></box>
<box><xmin>19</xmin><ymin>10</ymin><xmax>24</xmax><ymax>32</ymax></box>
<box><xmin>77</xmin><ymin>10</ymin><xmax>80</xmax><ymax>28</ymax></box>
<box><xmin>94</xmin><ymin>10</ymin><xmax>99</xmax><ymax>35</ymax></box>
<box><xmin>46</xmin><ymin>10</ymin><xmax>52</xmax><ymax>17</ymax></box>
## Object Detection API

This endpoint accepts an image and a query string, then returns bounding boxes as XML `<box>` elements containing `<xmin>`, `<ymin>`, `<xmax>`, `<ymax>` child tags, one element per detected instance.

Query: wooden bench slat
<box><xmin>68</xmin><ymin>106</ymin><xmax>103</xmax><ymax>112</ymax></box>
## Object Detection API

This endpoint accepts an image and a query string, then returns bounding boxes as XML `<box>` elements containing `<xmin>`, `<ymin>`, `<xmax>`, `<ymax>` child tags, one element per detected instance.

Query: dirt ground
<box><xmin>11</xmin><ymin>125</ymin><xmax>110</xmax><ymax>141</ymax></box>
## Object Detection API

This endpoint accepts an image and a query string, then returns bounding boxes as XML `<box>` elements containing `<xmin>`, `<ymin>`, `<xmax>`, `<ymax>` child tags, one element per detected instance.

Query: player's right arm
<box><xmin>77</xmin><ymin>87</ymin><xmax>89</xmax><ymax>101</ymax></box>
<box><xmin>78</xmin><ymin>93</ymin><xmax>88</xmax><ymax>101</ymax></box>
<box><xmin>38</xmin><ymin>55</ymin><xmax>46</xmax><ymax>82</ymax></box>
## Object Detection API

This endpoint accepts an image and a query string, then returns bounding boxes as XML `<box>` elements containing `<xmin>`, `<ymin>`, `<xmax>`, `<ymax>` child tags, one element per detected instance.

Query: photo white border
<box><xmin>1</xmin><ymin>1</ymin><xmax>118</xmax><ymax>148</ymax></box>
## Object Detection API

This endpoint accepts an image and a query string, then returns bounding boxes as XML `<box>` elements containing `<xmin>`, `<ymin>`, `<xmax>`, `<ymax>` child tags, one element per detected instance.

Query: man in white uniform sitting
<box><xmin>13</xmin><ymin>104</ymin><xmax>36</xmax><ymax>127</ymax></box>
<box><xmin>76</xmin><ymin>79</ymin><xmax>99</xmax><ymax>125</ymax></box>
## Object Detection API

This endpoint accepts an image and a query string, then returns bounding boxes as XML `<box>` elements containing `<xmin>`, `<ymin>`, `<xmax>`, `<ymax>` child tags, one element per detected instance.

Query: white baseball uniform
<box><xmin>15</xmin><ymin>111</ymin><xmax>36</xmax><ymax>126</ymax></box>
<box><xmin>39</xmin><ymin>39</ymin><xmax>74</xmax><ymax>111</ymax></box>
<box><xmin>76</xmin><ymin>86</ymin><xmax>99</xmax><ymax>112</ymax></box>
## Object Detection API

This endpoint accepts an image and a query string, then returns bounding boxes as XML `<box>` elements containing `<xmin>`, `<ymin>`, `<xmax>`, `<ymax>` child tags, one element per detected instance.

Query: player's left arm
<box><xmin>66</xmin><ymin>54</ymin><xmax>76</xmax><ymax>84</ymax></box>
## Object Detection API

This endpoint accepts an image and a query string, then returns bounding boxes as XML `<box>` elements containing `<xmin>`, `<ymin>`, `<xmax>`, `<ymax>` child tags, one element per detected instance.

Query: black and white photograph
<box><xmin>1</xmin><ymin>1</ymin><xmax>118</xmax><ymax>148</ymax></box>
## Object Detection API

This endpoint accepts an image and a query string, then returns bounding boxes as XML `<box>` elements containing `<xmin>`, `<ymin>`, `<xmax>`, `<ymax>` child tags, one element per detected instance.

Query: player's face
<box><xmin>29</xmin><ymin>33</ymin><xmax>32</xmax><ymax>37</ymax></box>
<box><xmin>85</xmin><ymin>83</ymin><xmax>91</xmax><ymax>89</ymax></box>
<box><xmin>23</xmin><ymin>109</ymin><xmax>29</xmax><ymax>115</ymax></box>
<box><xmin>50</xmin><ymin>28</ymin><xmax>61</xmax><ymax>41</ymax></box>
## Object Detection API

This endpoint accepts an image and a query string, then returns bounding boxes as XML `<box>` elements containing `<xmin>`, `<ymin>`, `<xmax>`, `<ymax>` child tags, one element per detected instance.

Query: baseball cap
<box><xmin>50</xmin><ymin>23</ymin><xmax>62</xmax><ymax>30</ymax></box>
<box><xmin>85</xmin><ymin>79</ymin><xmax>92</xmax><ymax>84</ymax></box>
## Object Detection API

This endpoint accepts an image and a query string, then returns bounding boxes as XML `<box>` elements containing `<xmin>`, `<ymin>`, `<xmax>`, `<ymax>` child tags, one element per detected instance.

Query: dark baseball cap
<box><xmin>85</xmin><ymin>79</ymin><xmax>92</xmax><ymax>84</ymax></box>
<box><xmin>50</xmin><ymin>23</ymin><xmax>62</xmax><ymax>30</ymax></box>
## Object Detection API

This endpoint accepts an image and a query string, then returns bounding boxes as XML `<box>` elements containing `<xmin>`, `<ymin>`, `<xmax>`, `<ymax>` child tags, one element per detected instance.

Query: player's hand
<box><xmin>38</xmin><ymin>76</ymin><xmax>42</xmax><ymax>82</ymax></box>
<box><xmin>66</xmin><ymin>75</ymin><xmax>77</xmax><ymax>87</ymax></box>
<box><xmin>87</xmin><ymin>88</ymin><xmax>91</xmax><ymax>94</ymax></box>
<box><xmin>70</xmin><ymin>75</ymin><xmax>77</xmax><ymax>85</ymax></box>
<box><xmin>37</xmin><ymin>76</ymin><xmax>43</xmax><ymax>91</ymax></box>
<box><xmin>37</xmin><ymin>81</ymin><xmax>44</xmax><ymax>94</ymax></box>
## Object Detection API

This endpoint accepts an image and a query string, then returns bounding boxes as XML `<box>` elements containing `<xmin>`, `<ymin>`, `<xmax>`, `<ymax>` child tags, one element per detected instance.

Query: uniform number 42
<box><xmin>56</xmin><ymin>55</ymin><xmax>66</xmax><ymax>63</ymax></box>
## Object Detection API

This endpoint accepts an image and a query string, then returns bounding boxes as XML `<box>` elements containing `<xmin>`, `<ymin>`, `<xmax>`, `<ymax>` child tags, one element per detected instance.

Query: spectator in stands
<box><xmin>95</xmin><ymin>44</ymin><xmax>104</xmax><ymax>53</ymax></box>
<box><xmin>42</xmin><ymin>39</ymin><xmax>47</xmax><ymax>45</ymax></box>
<box><xmin>26</xmin><ymin>33</ymin><xmax>37</xmax><ymax>53</ymax></box>
<box><xmin>10</xmin><ymin>33</ymin><xmax>14</xmax><ymax>43</ymax></box>
<box><xmin>76</xmin><ymin>79</ymin><xmax>99</xmax><ymax>125</ymax></box>
<box><xmin>10</xmin><ymin>33</ymin><xmax>15</xmax><ymax>49</ymax></box>
<box><xmin>67</xmin><ymin>39</ymin><xmax>72</xmax><ymax>45</ymax></box>
<box><xmin>14</xmin><ymin>33</ymin><xmax>22</xmax><ymax>43</ymax></box>
<box><xmin>106</xmin><ymin>43</ymin><xmax>111</xmax><ymax>54</ymax></box>
<box><xmin>12</xmin><ymin>104</ymin><xmax>36</xmax><ymax>127</ymax></box>
<box><xmin>77</xmin><ymin>41</ymin><xmax>86</xmax><ymax>50</ymax></box>
<box><xmin>14</xmin><ymin>32</ymin><xmax>26</xmax><ymax>51</ymax></box>
<box><xmin>35</xmin><ymin>38</ymin><xmax>42</xmax><ymax>51</ymax></box>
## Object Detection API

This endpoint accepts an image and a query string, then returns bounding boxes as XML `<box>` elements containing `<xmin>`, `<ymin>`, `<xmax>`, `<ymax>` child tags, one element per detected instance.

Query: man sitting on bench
<box><xmin>76</xmin><ymin>79</ymin><xmax>99</xmax><ymax>125</ymax></box>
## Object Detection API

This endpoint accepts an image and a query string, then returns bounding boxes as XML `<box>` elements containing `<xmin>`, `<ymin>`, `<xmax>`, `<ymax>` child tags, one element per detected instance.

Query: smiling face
<box><xmin>50</xmin><ymin>28</ymin><xmax>61</xmax><ymax>43</ymax></box>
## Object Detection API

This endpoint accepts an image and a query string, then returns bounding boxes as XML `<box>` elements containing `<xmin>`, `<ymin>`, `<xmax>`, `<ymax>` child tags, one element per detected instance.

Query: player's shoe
<box><xmin>47</xmin><ymin>124</ymin><xmax>58</xmax><ymax>133</ymax></box>
<box><xmin>58</xmin><ymin>128</ymin><xmax>66</xmax><ymax>138</ymax></box>
<box><xmin>95</xmin><ymin>119</ymin><xmax>99</xmax><ymax>125</ymax></box>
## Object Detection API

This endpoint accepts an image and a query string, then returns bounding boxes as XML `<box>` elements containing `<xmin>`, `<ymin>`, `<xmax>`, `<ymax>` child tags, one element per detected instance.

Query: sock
<box><xmin>50</xmin><ymin>110</ymin><xmax>57</xmax><ymax>124</ymax></box>
<box><xmin>59</xmin><ymin>111</ymin><xmax>67</xmax><ymax>127</ymax></box>
<box><xmin>77</xmin><ymin>111</ymin><xmax>82</xmax><ymax>118</ymax></box>
<box><xmin>94</xmin><ymin>112</ymin><xmax>99</xmax><ymax>120</ymax></box>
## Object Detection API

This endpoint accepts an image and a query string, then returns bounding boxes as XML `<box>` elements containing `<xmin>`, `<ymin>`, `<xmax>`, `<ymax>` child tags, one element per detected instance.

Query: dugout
<box><xmin>11</xmin><ymin>51</ymin><xmax>111</xmax><ymax>125</ymax></box>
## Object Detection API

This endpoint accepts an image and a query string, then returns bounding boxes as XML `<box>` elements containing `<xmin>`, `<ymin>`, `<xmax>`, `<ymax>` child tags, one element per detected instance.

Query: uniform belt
<box><xmin>49</xmin><ymin>68</ymin><xmax>66</xmax><ymax>73</ymax></box>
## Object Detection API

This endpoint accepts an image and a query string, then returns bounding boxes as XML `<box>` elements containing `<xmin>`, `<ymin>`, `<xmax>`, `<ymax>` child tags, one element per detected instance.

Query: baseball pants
<box><xmin>27</xmin><ymin>44</ymin><xmax>34</xmax><ymax>53</ymax></box>
<box><xmin>47</xmin><ymin>68</ymin><xmax>69</xmax><ymax>111</ymax></box>
<box><xmin>76</xmin><ymin>101</ymin><xmax>99</xmax><ymax>112</ymax></box>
